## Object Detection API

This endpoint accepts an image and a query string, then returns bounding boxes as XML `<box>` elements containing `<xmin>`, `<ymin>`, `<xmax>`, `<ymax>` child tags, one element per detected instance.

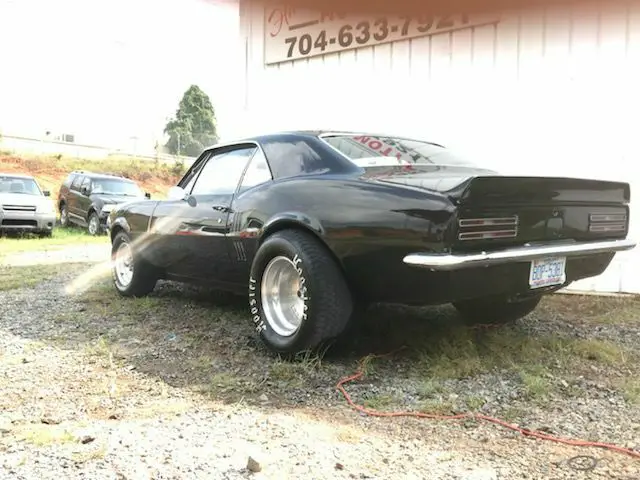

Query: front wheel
<box><xmin>453</xmin><ymin>295</ymin><xmax>542</xmax><ymax>325</ymax></box>
<box><xmin>87</xmin><ymin>212</ymin><xmax>101</xmax><ymax>236</ymax></box>
<box><xmin>249</xmin><ymin>229</ymin><xmax>354</xmax><ymax>356</ymax></box>
<box><xmin>111</xmin><ymin>231</ymin><xmax>159</xmax><ymax>297</ymax></box>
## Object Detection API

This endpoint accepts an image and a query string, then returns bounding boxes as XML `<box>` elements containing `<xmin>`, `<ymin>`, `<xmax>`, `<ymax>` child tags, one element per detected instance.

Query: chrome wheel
<box><xmin>88</xmin><ymin>214</ymin><xmax>99</xmax><ymax>235</ymax></box>
<box><xmin>114</xmin><ymin>241</ymin><xmax>134</xmax><ymax>288</ymax></box>
<box><xmin>261</xmin><ymin>256</ymin><xmax>305</xmax><ymax>337</ymax></box>
<box><xmin>60</xmin><ymin>206</ymin><xmax>68</xmax><ymax>226</ymax></box>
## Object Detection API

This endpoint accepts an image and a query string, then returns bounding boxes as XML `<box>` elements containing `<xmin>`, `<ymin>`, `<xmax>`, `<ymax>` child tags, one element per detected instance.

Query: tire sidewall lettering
<box><xmin>248</xmin><ymin>276</ymin><xmax>266</xmax><ymax>332</ymax></box>
<box><xmin>292</xmin><ymin>253</ymin><xmax>309</xmax><ymax>320</ymax></box>
<box><xmin>249</xmin><ymin>247</ymin><xmax>311</xmax><ymax>340</ymax></box>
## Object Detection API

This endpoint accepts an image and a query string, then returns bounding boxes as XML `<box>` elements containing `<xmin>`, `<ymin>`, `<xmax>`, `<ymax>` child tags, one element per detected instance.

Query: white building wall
<box><xmin>237</xmin><ymin>1</ymin><xmax>640</xmax><ymax>294</ymax></box>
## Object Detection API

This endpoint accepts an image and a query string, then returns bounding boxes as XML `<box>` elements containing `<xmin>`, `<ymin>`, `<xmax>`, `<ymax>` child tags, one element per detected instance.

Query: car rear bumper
<box><xmin>403</xmin><ymin>239</ymin><xmax>637</xmax><ymax>271</ymax></box>
<box><xmin>0</xmin><ymin>211</ymin><xmax>56</xmax><ymax>232</ymax></box>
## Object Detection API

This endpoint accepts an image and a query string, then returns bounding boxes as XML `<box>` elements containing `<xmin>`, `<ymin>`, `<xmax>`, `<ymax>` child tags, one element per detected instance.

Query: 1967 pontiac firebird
<box><xmin>107</xmin><ymin>131</ymin><xmax>636</xmax><ymax>354</ymax></box>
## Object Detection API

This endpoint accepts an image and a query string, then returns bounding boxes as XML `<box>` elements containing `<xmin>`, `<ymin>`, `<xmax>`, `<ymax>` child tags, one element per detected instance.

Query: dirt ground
<box><xmin>0</xmin><ymin>245</ymin><xmax>639</xmax><ymax>479</ymax></box>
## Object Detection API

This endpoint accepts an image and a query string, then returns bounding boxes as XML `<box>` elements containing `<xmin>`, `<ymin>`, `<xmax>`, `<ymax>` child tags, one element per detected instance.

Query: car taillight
<box><xmin>457</xmin><ymin>215</ymin><xmax>519</xmax><ymax>241</ymax></box>
<box><xmin>588</xmin><ymin>213</ymin><xmax>627</xmax><ymax>233</ymax></box>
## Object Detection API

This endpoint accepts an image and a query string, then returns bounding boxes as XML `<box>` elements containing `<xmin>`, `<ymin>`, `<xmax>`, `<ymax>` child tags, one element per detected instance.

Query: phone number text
<box><xmin>282</xmin><ymin>15</ymin><xmax>471</xmax><ymax>60</ymax></box>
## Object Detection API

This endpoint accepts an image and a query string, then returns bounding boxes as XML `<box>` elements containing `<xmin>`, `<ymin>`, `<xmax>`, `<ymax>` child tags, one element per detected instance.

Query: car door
<box><xmin>223</xmin><ymin>146</ymin><xmax>274</xmax><ymax>285</ymax></box>
<box><xmin>76</xmin><ymin>176</ymin><xmax>93</xmax><ymax>224</ymax></box>
<box><xmin>151</xmin><ymin>144</ymin><xmax>259</xmax><ymax>284</ymax></box>
<box><xmin>67</xmin><ymin>174</ymin><xmax>85</xmax><ymax>224</ymax></box>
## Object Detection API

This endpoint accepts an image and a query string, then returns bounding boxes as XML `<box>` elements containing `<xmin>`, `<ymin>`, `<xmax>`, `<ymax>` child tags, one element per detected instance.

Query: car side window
<box><xmin>70</xmin><ymin>175</ymin><xmax>83</xmax><ymax>191</ymax></box>
<box><xmin>238</xmin><ymin>148</ymin><xmax>272</xmax><ymax>193</ymax></box>
<box><xmin>190</xmin><ymin>146</ymin><xmax>257</xmax><ymax>197</ymax></box>
<box><xmin>81</xmin><ymin>177</ymin><xmax>91</xmax><ymax>193</ymax></box>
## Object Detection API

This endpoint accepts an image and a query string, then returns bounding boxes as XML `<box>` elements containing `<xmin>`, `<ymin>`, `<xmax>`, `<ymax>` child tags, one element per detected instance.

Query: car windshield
<box><xmin>0</xmin><ymin>176</ymin><xmax>42</xmax><ymax>195</ymax></box>
<box><xmin>92</xmin><ymin>179</ymin><xmax>143</xmax><ymax>196</ymax></box>
<box><xmin>321</xmin><ymin>134</ymin><xmax>477</xmax><ymax>167</ymax></box>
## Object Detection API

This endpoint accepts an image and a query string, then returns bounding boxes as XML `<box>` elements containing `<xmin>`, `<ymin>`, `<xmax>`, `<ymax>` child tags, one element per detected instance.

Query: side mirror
<box><xmin>145</xmin><ymin>192</ymin><xmax>151</xmax><ymax>199</ymax></box>
<box><xmin>81</xmin><ymin>186</ymin><xmax>90</xmax><ymax>195</ymax></box>
<box><xmin>43</xmin><ymin>190</ymin><xmax>50</xmax><ymax>197</ymax></box>
<box><xmin>167</xmin><ymin>186</ymin><xmax>188</xmax><ymax>201</ymax></box>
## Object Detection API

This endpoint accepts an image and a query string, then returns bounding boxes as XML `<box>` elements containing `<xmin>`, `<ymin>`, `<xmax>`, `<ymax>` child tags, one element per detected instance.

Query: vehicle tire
<box><xmin>452</xmin><ymin>295</ymin><xmax>542</xmax><ymax>325</ymax></box>
<box><xmin>87</xmin><ymin>211</ymin><xmax>101</xmax><ymax>236</ymax></box>
<box><xmin>39</xmin><ymin>231</ymin><xmax>52</xmax><ymax>238</ymax></box>
<box><xmin>249</xmin><ymin>229</ymin><xmax>354</xmax><ymax>356</ymax></box>
<box><xmin>59</xmin><ymin>203</ymin><xmax>69</xmax><ymax>227</ymax></box>
<box><xmin>111</xmin><ymin>230</ymin><xmax>159</xmax><ymax>297</ymax></box>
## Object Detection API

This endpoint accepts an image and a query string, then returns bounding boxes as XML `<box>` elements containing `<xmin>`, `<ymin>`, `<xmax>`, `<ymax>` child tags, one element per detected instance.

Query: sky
<box><xmin>0</xmin><ymin>0</ymin><xmax>241</xmax><ymax>152</ymax></box>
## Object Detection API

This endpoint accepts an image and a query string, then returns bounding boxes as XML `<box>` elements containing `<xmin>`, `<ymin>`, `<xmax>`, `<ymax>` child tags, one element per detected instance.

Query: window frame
<box><xmin>185</xmin><ymin>141</ymin><xmax>272</xmax><ymax>199</ymax></box>
<box><xmin>237</xmin><ymin>145</ymin><xmax>274</xmax><ymax>195</ymax></box>
<box><xmin>70</xmin><ymin>175</ymin><xmax>84</xmax><ymax>191</ymax></box>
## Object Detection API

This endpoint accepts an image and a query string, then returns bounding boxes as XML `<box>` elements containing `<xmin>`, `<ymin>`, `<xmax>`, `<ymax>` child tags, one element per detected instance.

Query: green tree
<box><xmin>164</xmin><ymin>85</ymin><xmax>218</xmax><ymax>157</ymax></box>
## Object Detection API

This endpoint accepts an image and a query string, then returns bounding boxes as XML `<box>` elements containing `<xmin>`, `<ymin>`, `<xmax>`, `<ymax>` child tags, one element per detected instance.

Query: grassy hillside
<box><xmin>0</xmin><ymin>153</ymin><xmax>187</xmax><ymax>212</ymax></box>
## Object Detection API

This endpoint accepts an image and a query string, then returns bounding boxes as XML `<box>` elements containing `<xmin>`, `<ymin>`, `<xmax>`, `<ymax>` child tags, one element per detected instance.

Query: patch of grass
<box><xmin>0</xmin><ymin>227</ymin><xmax>106</xmax><ymax>258</ymax></box>
<box><xmin>417</xmin><ymin>398</ymin><xmax>455</xmax><ymax>415</ymax></box>
<box><xmin>83</xmin><ymin>337</ymin><xmax>113</xmax><ymax>359</ymax></box>
<box><xmin>519</xmin><ymin>371</ymin><xmax>552</xmax><ymax>401</ymax></box>
<box><xmin>622</xmin><ymin>380</ymin><xmax>640</xmax><ymax>405</ymax></box>
<box><xmin>71</xmin><ymin>444</ymin><xmax>108</xmax><ymax>463</ymax></box>
<box><xmin>417</xmin><ymin>379</ymin><xmax>446</xmax><ymax>398</ymax></box>
<box><xmin>416</xmin><ymin>327</ymin><xmax>635</xmax><ymax>381</ymax></box>
<box><xmin>17</xmin><ymin>425</ymin><xmax>75</xmax><ymax>446</ymax></box>
<box><xmin>542</xmin><ymin>294</ymin><xmax>640</xmax><ymax>325</ymax></box>
<box><xmin>0</xmin><ymin>263</ymin><xmax>85</xmax><ymax>290</ymax></box>
<box><xmin>567</xmin><ymin>339</ymin><xmax>628</xmax><ymax>365</ymax></box>
<box><xmin>364</xmin><ymin>393</ymin><xmax>397</xmax><ymax>410</ymax></box>
<box><xmin>269</xmin><ymin>351</ymin><xmax>324</xmax><ymax>387</ymax></box>
<box><xmin>465</xmin><ymin>395</ymin><xmax>486</xmax><ymax>411</ymax></box>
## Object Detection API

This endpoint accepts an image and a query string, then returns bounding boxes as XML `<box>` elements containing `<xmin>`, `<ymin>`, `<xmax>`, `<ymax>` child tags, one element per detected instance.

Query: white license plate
<box><xmin>529</xmin><ymin>256</ymin><xmax>567</xmax><ymax>289</ymax></box>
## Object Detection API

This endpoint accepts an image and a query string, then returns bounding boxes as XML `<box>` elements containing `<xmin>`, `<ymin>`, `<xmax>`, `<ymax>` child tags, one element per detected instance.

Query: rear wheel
<box><xmin>111</xmin><ymin>231</ymin><xmax>159</xmax><ymax>297</ymax></box>
<box><xmin>249</xmin><ymin>229</ymin><xmax>354</xmax><ymax>356</ymax></box>
<box><xmin>453</xmin><ymin>295</ymin><xmax>542</xmax><ymax>325</ymax></box>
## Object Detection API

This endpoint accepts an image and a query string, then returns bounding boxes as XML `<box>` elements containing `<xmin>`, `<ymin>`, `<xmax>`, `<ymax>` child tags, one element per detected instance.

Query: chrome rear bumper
<box><xmin>403</xmin><ymin>239</ymin><xmax>637</xmax><ymax>271</ymax></box>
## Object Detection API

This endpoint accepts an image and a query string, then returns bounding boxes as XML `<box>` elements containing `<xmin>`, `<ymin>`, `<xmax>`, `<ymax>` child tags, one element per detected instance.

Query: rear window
<box><xmin>320</xmin><ymin>134</ymin><xmax>476</xmax><ymax>167</ymax></box>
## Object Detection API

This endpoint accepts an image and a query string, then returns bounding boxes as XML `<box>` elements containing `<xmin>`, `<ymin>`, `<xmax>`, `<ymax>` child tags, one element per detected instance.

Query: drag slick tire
<box><xmin>111</xmin><ymin>230</ymin><xmax>159</xmax><ymax>297</ymax></box>
<box><xmin>249</xmin><ymin>229</ymin><xmax>354</xmax><ymax>356</ymax></box>
<box><xmin>453</xmin><ymin>294</ymin><xmax>542</xmax><ymax>325</ymax></box>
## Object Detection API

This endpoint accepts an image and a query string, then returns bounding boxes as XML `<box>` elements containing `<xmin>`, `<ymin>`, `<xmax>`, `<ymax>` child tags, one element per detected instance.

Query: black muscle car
<box><xmin>107</xmin><ymin>131</ymin><xmax>636</xmax><ymax>354</ymax></box>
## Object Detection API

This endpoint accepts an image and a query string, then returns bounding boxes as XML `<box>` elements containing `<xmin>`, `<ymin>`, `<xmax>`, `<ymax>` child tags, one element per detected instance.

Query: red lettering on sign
<box><xmin>266</xmin><ymin>5</ymin><xmax>296</xmax><ymax>37</ymax></box>
<box><xmin>367</xmin><ymin>140</ymin><xmax>383</xmax><ymax>150</ymax></box>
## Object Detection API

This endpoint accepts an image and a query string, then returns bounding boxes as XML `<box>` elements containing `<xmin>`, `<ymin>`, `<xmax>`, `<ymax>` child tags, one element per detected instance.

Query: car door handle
<box><xmin>212</xmin><ymin>205</ymin><xmax>230</xmax><ymax>213</ymax></box>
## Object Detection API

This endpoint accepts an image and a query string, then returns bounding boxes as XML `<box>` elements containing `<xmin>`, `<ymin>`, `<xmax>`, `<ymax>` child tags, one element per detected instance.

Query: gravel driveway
<box><xmin>0</xmin><ymin>248</ymin><xmax>639</xmax><ymax>479</ymax></box>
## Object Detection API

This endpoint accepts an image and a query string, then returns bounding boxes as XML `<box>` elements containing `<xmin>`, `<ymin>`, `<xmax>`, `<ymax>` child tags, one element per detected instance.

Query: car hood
<box><xmin>91</xmin><ymin>194</ymin><xmax>142</xmax><ymax>204</ymax></box>
<box><xmin>0</xmin><ymin>193</ymin><xmax>50</xmax><ymax>206</ymax></box>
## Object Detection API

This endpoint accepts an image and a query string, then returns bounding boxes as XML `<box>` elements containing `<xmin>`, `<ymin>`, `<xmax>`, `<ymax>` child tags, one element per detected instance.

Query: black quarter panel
<box><xmin>230</xmin><ymin>175</ymin><xmax>456</xmax><ymax>299</ymax></box>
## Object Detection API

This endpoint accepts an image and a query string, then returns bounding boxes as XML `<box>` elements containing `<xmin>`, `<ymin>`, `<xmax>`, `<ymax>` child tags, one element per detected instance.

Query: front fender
<box><xmin>109</xmin><ymin>214</ymin><xmax>131</xmax><ymax>239</ymax></box>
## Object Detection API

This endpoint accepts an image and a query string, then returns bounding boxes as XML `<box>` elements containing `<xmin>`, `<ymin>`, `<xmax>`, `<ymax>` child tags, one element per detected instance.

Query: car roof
<box><xmin>206</xmin><ymin>130</ymin><xmax>444</xmax><ymax>150</ymax></box>
<box><xmin>69</xmin><ymin>170</ymin><xmax>135</xmax><ymax>182</ymax></box>
<box><xmin>0</xmin><ymin>172</ymin><xmax>36</xmax><ymax>180</ymax></box>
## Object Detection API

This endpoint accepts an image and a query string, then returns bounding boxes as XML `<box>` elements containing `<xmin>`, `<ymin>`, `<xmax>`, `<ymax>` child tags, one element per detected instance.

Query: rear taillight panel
<box><xmin>457</xmin><ymin>215</ymin><xmax>519</xmax><ymax>241</ymax></box>
<box><xmin>588</xmin><ymin>212</ymin><xmax>627</xmax><ymax>234</ymax></box>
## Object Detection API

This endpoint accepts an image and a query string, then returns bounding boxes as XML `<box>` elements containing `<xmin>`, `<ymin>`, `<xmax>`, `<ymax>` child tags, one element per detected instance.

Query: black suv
<box><xmin>57</xmin><ymin>171</ymin><xmax>150</xmax><ymax>235</ymax></box>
